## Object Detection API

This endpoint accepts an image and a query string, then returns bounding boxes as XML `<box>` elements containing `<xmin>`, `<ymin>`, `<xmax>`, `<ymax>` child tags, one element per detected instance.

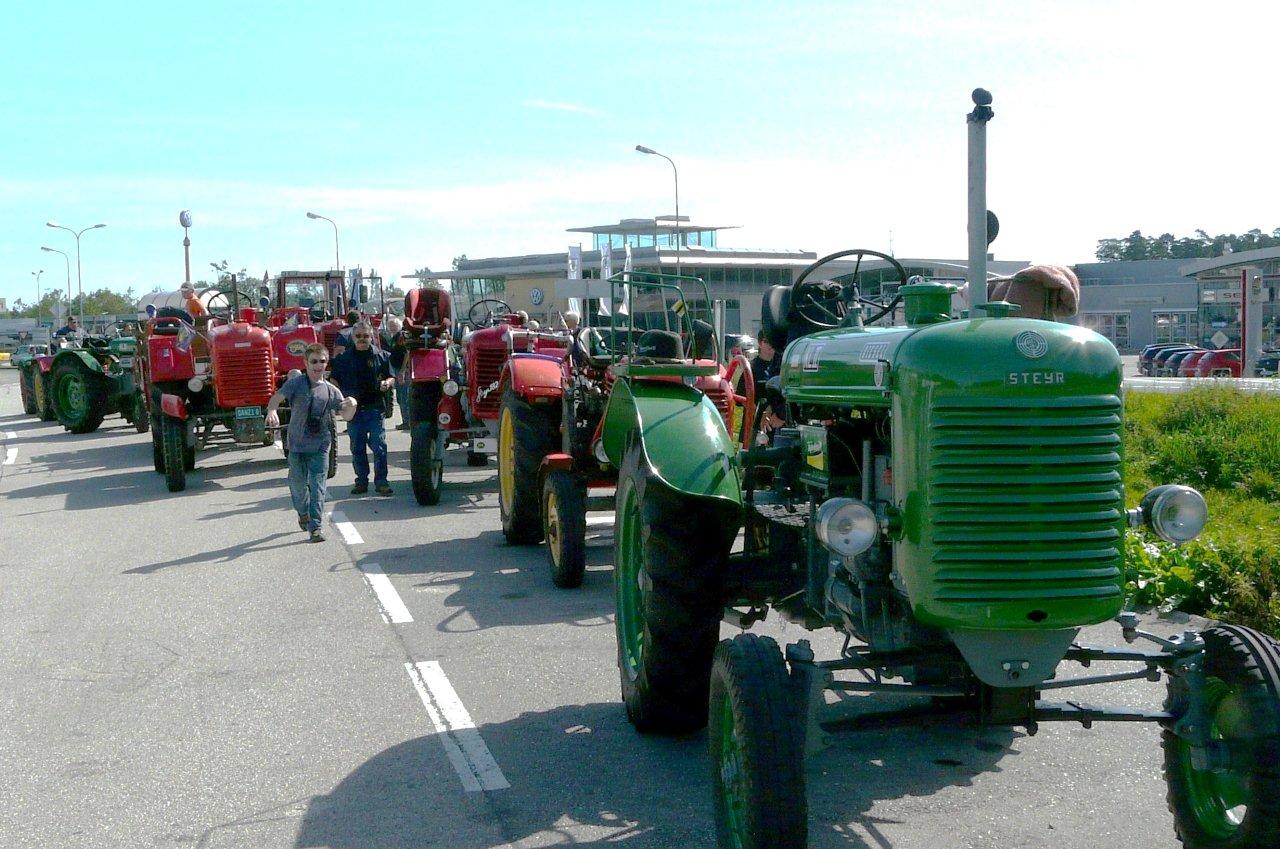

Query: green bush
<box><xmin>1123</xmin><ymin>387</ymin><xmax>1280</xmax><ymax>637</ymax></box>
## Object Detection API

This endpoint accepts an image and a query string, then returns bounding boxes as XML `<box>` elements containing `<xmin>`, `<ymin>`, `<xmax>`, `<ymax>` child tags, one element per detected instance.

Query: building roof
<box><xmin>566</xmin><ymin>217</ymin><xmax>740</xmax><ymax>236</ymax></box>
<box><xmin>1179</xmin><ymin>247</ymin><xmax>1280</xmax><ymax>277</ymax></box>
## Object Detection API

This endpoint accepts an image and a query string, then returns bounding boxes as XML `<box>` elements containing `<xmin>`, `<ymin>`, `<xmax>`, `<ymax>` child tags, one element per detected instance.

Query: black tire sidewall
<box><xmin>543</xmin><ymin>469</ymin><xmax>587</xmax><ymax>589</ymax></box>
<box><xmin>162</xmin><ymin>417</ymin><xmax>187</xmax><ymax>492</ymax></box>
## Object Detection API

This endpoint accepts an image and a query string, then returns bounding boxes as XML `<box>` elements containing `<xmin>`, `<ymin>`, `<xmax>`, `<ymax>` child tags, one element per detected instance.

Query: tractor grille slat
<box><xmin>214</xmin><ymin>347</ymin><xmax>275</xmax><ymax>408</ymax></box>
<box><xmin>472</xmin><ymin>348</ymin><xmax>508</xmax><ymax>418</ymax></box>
<box><xmin>926</xmin><ymin>394</ymin><xmax>1124</xmax><ymax>604</ymax></box>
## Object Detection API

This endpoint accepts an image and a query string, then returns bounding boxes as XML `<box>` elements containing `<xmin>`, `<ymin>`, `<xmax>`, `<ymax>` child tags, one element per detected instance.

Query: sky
<box><xmin>3</xmin><ymin>0</ymin><xmax>1279</xmax><ymax>309</ymax></box>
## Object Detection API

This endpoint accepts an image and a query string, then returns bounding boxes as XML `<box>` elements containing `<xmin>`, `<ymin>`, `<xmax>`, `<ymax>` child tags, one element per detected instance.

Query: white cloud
<box><xmin>522</xmin><ymin>99</ymin><xmax>605</xmax><ymax>118</ymax></box>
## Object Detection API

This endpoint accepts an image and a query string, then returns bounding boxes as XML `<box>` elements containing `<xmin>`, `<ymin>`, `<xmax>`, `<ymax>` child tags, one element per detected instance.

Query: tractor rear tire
<box><xmin>52</xmin><ymin>358</ymin><xmax>108</xmax><ymax>434</ymax></box>
<box><xmin>132</xmin><ymin>393</ymin><xmax>150</xmax><ymax>434</ymax></box>
<box><xmin>498</xmin><ymin>386</ymin><xmax>557</xmax><ymax>544</ymax></box>
<box><xmin>19</xmin><ymin>367</ymin><xmax>36</xmax><ymax>415</ymax></box>
<box><xmin>411</xmin><ymin>422</ymin><xmax>442</xmax><ymax>506</ymax></box>
<box><xmin>543</xmin><ymin>470</ymin><xmax>587</xmax><ymax>589</ymax></box>
<box><xmin>709</xmin><ymin>634</ymin><xmax>807</xmax><ymax>849</ymax></box>
<box><xmin>32</xmin><ymin>369</ymin><xmax>56</xmax><ymax>421</ymax></box>
<box><xmin>162</xmin><ymin>416</ymin><xmax>188</xmax><ymax>492</ymax></box>
<box><xmin>614</xmin><ymin>441</ymin><xmax>731</xmax><ymax>734</ymax></box>
<box><xmin>466</xmin><ymin>451</ymin><xmax>488</xmax><ymax>467</ymax></box>
<box><xmin>1162</xmin><ymin>624</ymin><xmax>1280</xmax><ymax>849</ymax></box>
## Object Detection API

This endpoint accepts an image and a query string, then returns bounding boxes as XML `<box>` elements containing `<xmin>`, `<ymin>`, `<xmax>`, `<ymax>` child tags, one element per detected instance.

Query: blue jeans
<box><xmin>396</xmin><ymin>380</ymin><xmax>409</xmax><ymax>425</ymax></box>
<box><xmin>348</xmin><ymin>408</ymin><xmax>388</xmax><ymax>486</ymax></box>
<box><xmin>288</xmin><ymin>449</ymin><xmax>328</xmax><ymax>531</ymax></box>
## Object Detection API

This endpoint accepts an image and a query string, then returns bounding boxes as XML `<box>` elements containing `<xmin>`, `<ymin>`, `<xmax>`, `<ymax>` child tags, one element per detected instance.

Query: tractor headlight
<box><xmin>592</xmin><ymin>439</ymin><xmax>610</xmax><ymax>466</ymax></box>
<box><xmin>443</xmin><ymin>379</ymin><xmax>460</xmax><ymax>396</ymax></box>
<box><xmin>815</xmin><ymin>498</ymin><xmax>878</xmax><ymax>557</ymax></box>
<box><xmin>437</xmin><ymin>412</ymin><xmax>452</xmax><ymax>426</ymax></box>
<box><xmin>187</xmin><ymin>377</ymin><xmax>205</xmax><ymax>393</ymax></box>
<box><xmin>1129</xmin><ymin>485</ymin><xmax>1208</xmax><ymax>545</ymax></box>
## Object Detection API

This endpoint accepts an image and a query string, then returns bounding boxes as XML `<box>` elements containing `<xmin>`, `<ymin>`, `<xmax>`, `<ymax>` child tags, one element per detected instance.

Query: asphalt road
<box><xmin>0</xmin><ymin>366</ymin><xmax>1195</xmax><ymax>849</ymax></box>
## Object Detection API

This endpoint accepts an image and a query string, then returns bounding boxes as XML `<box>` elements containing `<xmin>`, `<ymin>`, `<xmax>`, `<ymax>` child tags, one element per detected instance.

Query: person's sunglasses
<box><xmin>307</xmin><ymin>358</ymin><xmax>328</xmax><ymax>365</ymax></box>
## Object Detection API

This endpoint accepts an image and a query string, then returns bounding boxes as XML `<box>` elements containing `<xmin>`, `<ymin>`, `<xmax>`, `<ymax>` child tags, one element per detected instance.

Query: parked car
<box><xmin>1194</xmin><ymin>348</ymin><xmax>1241</xmax><ymax>377</ymax></box>
<box><xmin>1176</xmin><ymin>349</ymin><xmax>1211</xmax><ymax>377</ymax></box>
<box><xmin>1255</xmin><ymin>350</ymin><xmax>1279</xmax><ymax>377</ymax></box>
<box><xmin>1152</xmin><ymin>345</ymin><xmax>1197</xmax><ymax>376</ymax></box>
<box><xmin>1138</xmin><ymin>342</ymin><xmax>1193</xmax><ymax>375</ymax></box>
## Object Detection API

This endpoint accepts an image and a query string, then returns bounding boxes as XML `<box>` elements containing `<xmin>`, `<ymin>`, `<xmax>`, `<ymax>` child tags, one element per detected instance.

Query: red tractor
<box><xmin>496</xmin><ymin>274</ymin><xmax>754</xmax><ymax>588</ymax></box>
<box><xmin>139</xmin><ymin>287</ymin><xmax>330</xmax><ymax>492</ymax></box>
<box><xmin>400</xmin><ymin>291</ymin><xmax>569</xmax><ymax>505</ymax></box>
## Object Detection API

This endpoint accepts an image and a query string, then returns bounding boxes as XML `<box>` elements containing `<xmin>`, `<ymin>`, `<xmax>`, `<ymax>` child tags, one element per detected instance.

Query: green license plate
<box><xmin>236</xmin><ymin>406</ymin><xmax>262</xmax><ymax>419</ymax></box>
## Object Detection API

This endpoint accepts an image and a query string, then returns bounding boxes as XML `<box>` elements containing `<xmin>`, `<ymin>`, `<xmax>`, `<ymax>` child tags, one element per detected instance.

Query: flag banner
<box><xmin>616</xmin><ymin>243</ymin><xmax>632</xmax><ymax>315</ymax></box>
<box><xmin>283</xmin><ymin>312</ymin><xmax>300</xmax><ymax>331</ymax></box>
<box><xmin>567</xmin><ymin>245</ymin><xmax>582</xmax><ymax>315</ymax></box>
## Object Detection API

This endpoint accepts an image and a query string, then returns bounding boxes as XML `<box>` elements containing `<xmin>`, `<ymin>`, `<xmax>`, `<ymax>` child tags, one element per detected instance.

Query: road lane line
<box><xmin>406</xmin><ymin>661</ymin><xmax>510</xmax><ymax>793</ymax></box>
<box><xmin>330</xmin><ymin>511</ymin><xmax>364</xmax><ymax>545</ymax></box>
<box><xmin>586</xmin><ymin>515</ymin><xmax>613</xmax><ymax>527</ymax></box>
<box><xmin>3</xmin><ymin>447</ymin><xmax>16</xmax><ymax>465</ymax></box>
<box><xmin>4</xmin><ymin>431</ymin><xmax>15</xmax><ymax>439</ymax></box>
<box><xmin>358</xmin><ymin>562</ymin><xmax>413</xmax><ymax>624</ymax></box>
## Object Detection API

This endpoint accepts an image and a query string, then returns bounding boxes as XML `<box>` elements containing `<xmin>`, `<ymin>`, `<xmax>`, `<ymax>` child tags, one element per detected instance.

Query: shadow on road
<box><xmin>293</xmin><ymin>701</ymin><xmax>1018</xmax><ymax>849</ymax></box>
<box><xmin>122</xmin><ymin>531</ymin><xmax>298</xmax><ymax>574</ymax></box>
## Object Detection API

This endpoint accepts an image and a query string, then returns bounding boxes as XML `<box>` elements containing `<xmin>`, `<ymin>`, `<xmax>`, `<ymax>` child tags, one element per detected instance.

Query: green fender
<box><xmin>51</xmin><ymin>349</ymin><xmax>106</xmax><ymax>376</ymax></box>
<box><xmin>602</xmin><ymin>377</ymin><xmax>743</xmax><ymax>509</ymax></box>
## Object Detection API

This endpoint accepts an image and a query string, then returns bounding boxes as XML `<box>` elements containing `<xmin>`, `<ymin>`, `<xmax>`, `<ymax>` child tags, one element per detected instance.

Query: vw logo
<box><xmin>530</xmin><ymin>287</ymin><xmax>545</xmax><ymax>306</ymax></box>
<box><xmin>1014</xmin><ymin>331</ymin><xmax>1048</xmax><ymax>359</ymax></box>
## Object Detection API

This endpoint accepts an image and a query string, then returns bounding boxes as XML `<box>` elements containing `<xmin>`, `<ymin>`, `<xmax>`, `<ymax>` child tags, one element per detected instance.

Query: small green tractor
<box><xmin>44</xmin><ymin>334</ymin><xmax>147</xmax><ymax>434</ymax></box>
<box><xmin>603</xmin><ymin>92</ymin><xmax>1280</xmax><ymax>849</ymax></box>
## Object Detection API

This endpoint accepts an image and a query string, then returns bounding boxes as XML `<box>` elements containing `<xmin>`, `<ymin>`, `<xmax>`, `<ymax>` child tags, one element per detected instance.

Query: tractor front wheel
<box><xmin>32</xmin><ymin>369</ymin><xmax>55</xmax><ymax>421</ymax></box>
<box><xmin>543</xmin><ymin>469</ymin><xmax>586</xmax><ymax>588</ymax></box>
<box><xmin>161</xmin><ymin>417</ymin><xmax>188</xmax><ymax>492</ymax></box>
<box><xmin>1163</xmin><ymin>624</ymin><xmax>1280</xmax><ymax>849</ymax></box>
<box><xmin>150</xmin><ymin>414</ymin><xmax>164</xmax><ymax>474</ymax></box>
<box><xmin>410</xmin><ymin>422</ymin><xmax>442</xmax><ymax>505</ymax></box>
<box><xmin>19</xmin><ymin>367</ymin><xmax>36</xmax><ymax>415</ymax></box>
<box><xmin>614</xmin><ymin>441</ymin><xmax>730</xmax><ymax>733</ymax></box>
<box><xmin>132</xmin><ymin>393</ymin><xmax>150</xmax><ymax>434</ymax></box>
<box><xmin>498</xmin><ymin>386</ymin><xmax>557</xmax><ymax>544</ymax></box>
<box><xmin>53</xmin><ymin>359</ymin><xmax>108</xmax><ymax>433</ymax></box>
<box><xmin>709</xmin><ymin>634</ymin><xmax>807</xmax><ymax>849</ymax></box>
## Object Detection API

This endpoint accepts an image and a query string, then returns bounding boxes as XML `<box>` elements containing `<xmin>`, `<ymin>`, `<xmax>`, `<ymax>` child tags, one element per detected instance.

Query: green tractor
<box><xmin>47</xmin><ymin>334</ymin><xmax>147</xmax><ymax>434</ymax></box>
<box><xmin>604</xmin><ymin>93</ymin><xmax>1280</xmax><ymax>849</ymax></box>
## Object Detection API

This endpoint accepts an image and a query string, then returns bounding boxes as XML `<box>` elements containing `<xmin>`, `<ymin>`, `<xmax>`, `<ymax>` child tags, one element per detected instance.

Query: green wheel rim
<box><xmin>1178</xmin><ymin>677</ymin><xmax>1251</xmax><ymax>839</ymax></box>
<box><xmin>717</xmin><ymin>690</ymin><xmax>749</xmax><ymax>849</ymax></box>
<box><xmin>57</xmin><ymin>372</ymin><xmax>88</xmax><ymax>418</ymax></box>
<box><xmin>615</xmin><ymin>476</ymin><xmax>644</xmax><ymax>680</ymax></box>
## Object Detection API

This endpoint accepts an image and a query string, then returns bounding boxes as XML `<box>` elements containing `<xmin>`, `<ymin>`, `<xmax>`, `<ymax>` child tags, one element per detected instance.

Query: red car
<box><xmin>1194</xmin><ymin>349</ymin><xmax>1241</xmax><ymax>377</ymax></box>
<box><xmin>1176</xmin><ymin>350</ymin><xmax>1210</xmax><ymax>377</ymax></box>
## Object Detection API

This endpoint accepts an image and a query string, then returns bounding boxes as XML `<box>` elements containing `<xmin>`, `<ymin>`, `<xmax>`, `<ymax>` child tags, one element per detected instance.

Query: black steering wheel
<box><xmin>791</xmin><ymin>248</ymin><xmax>908</xmax><ymax>329</ymax></box>
<box><xmin>309</xmin><ymin>299</ymin><xmax>332</xmax><ymax>322</ymax></box>
<box><xmin>574</xmin><ymin>326</ymin><xmax>612</xmax><ymax>370</ymax></box>
<box><xmin>468</xmin><ymin>298</ymin><xmax>512</xmax><ymax>327</ymax></box>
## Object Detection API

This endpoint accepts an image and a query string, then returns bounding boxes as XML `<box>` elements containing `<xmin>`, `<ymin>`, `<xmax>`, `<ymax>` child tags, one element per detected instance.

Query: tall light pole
<box><xmin>306</xmin><ymin>212</ymin><xmax>340</xmax><ymax>272</ymax></box>
<box><xmin>40</xmin><ymin>245</ymin><xmax>72</xmax><ymax>325</ymax></box>
<box><xmin>46</xmin><ymin>221</ymin><xmax>106</xmax><ymax>326</ymax></box>
<box><xmin>635</xmin><ymin>145</ymin><xmax>681</xmax><ymax>278</ymax></box>
<box><xmin>31</xmin><ymin>270</ymin><xmax>43</xmax><ymax>324</ymax></box>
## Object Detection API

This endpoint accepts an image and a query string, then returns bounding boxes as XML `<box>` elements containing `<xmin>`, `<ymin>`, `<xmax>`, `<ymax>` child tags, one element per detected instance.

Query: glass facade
<box><xmin>1081</xmin><ymin>311</ymin><xmax>1130</xmax><ymax>349</ymax></box>
<box><xmin>1152</xmin><ymin>310</ymin><xmax>1198</xmax><ymax>344</ymax></box>
<box><xmin>593</xmin><ymin>229</ymin><xmax>719</xmax><ymax>251</ymax></box>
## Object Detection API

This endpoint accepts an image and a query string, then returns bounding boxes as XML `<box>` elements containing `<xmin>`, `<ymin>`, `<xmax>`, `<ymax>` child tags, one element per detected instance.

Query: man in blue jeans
<box><xmin>331</xmin><ymin>320</ymin><xmax>396</xmax><ymax>496</ymax></box>
<box><xmin>265</xmin><ymin>343</ymin><xmax>357</xmax><ymax>542</ymax></box>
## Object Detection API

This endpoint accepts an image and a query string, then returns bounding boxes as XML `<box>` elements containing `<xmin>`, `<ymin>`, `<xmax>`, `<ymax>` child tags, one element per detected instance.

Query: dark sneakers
<box><xmin>350</xmin><ymin>482</ymin><xmax>368</xmax><ymax>495</ymax></box>
<box><xmin>297</xmin><ymin>515</ymin><xmax>308</xmax><ymax>531</ymax></box>
<box><xmin>309</xmin><ymin>529</ymin><xmax>326</xmax><ymax>543</ymax></box>
<box><xmin>375</xmin><ymin>483</ymin><xmax>394</xmax><ymax>497</ymax></box>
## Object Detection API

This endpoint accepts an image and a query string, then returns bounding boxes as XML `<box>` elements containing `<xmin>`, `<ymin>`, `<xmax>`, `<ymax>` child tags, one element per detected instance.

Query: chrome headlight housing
<box><xmin>437</xmin><ymin>412</ymin><xmax>452</xmax><ymax>426</ymax></box>
<box><xmin>814</xmin><ymin>498</ymin><xmax>878</xmax><ymax>557</ymax></box>
<box><xmin>442</xmin><ymin>379</ymin><xmax>460</xmax><ymax>396</ymax></box>
<box><xmin>1129</xmin><ymin>485</ymin><xmax>1208</xmax><ymax>544</ymax></box>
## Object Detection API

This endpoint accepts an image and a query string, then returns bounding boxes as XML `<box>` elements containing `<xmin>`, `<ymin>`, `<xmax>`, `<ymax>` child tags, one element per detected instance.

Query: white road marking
<box><xmin>358</xmin><ymin>562</ymin><xmax>412</xmax><ymax>624</ymax></box>
<box><xmin>4</xmin><ymin>431</ymin><xmax>15</xmax><ymax>439</ymax></box>
<box><xmin>586</xmin><ymin>515</ymin><xmax>613</xmax><ymax>527</ymax></box>
<box><xmin>2</xmin><ymin>447</ymin><xmax>15</xmax><ymax>465</ymax></box>
<box><xmin>406</xmin><ymin>661</ymin><xmax>510</xmax><ymax>792</ymax></box>
<box><xmin>273</xmin><ymin>440</ymin><xmax>283</xmax><ymax>450</ymax></box>
<box><xmin>330</xmin><ymin>511</ymin><xmax>364</xmax><ymax>545</ymax></box>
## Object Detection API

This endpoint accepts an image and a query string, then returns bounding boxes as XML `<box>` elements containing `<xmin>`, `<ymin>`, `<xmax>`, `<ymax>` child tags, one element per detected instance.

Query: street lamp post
<box><xmin>635</xmin><ymin>145</ymin><xmax>681</xmax><ymax>278</ymax></box>
<box><xmin>31</xmin><ymin>270</ymin><xmax>43</xmax><ymax>324</ymax></box>
<box><xmin>306</xmin><ymin>212</ymin><xmax>341</xmax><ymax>272</ymax></box>
<box><xmin>40</xmin><ymin>245</ymin><xmax>72</xmax><ymax>325</ymax></box>
<box><xmin>180</xmin><ymin>210</ymin><xmax>193</xmax><ymax>284</ymax></box>
<box><xmin>46</xmin><ymin>221</ymin><xmax>106</xmax><ymax>326</ymax></box>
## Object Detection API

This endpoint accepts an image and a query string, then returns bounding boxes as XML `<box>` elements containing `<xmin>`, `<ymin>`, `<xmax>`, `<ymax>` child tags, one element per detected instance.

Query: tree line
<box><xmin>1096</xmin><ymin>228</ymin><xmax>1280</xmax><ymax>261</ymax></box>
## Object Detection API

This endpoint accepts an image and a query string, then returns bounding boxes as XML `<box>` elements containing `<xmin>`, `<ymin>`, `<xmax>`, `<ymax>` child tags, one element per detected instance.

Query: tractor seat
<box><xmin>404</xmin><ymin>288</ymin><xmax>453</xmax><ymax>337</ymax></box>
<box><xmin>633</xmin><ymin>330</ymin><xmax>683</xmax><ymax>363</ymax></box>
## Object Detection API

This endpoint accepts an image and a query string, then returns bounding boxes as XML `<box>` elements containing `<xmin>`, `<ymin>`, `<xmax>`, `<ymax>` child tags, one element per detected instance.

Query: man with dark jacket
<box><xmin>331</xmin><ymin>320</ymin><xmax>395</xmax><ymax>495</ymax></box>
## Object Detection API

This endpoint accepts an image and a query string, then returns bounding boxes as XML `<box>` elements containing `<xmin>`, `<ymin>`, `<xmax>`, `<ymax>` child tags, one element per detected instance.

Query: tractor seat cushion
<box><xmin>405</xmin><ymin>288</ymin><xmax>452</xmax><ymax>330</ymax></box>
<box><xmin>761</xmin><ymin>286</ymin><xmax>792</xmax><ymax>350</ymax></box>
<box><xmin>634</xmin><ymin>329</ymin><xmax>683</xmax><ymax>362</ymax></box>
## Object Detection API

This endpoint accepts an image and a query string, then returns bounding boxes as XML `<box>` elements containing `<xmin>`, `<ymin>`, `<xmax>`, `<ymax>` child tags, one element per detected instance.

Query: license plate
<box><xmin>236</xmin><ymin>406</ymin><xmax>262</xmax><ymax>419</ymax></box>
<box><xmin>118</xmin><ymin>356</ymin><xmax>133</xmax><ymax>368</ymax></box>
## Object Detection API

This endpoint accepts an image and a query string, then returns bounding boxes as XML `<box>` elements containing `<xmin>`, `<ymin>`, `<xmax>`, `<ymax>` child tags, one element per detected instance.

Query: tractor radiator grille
<box><xmin>322</xmin><ymin>326</ymin><xmax>341</xmax><ymax>353</ymax></box>
<box><xmin>214</xmin><ymin>347</ymin><xmax>275</xmax><ymax>408</ymax></box>
<box><xmin>926</xmin><ymin>394</ymin><xmax>1124</xmax><ymax>604</ymax></box>
<box><xmin>701</xmin><ymin>383</ymin><xmax>732</xmax><ymax>424</ymax></box>
<box><xmin>472</xmin><ymin>348</ymin><xmax>509</xmax><ymax>419</ymax></box>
